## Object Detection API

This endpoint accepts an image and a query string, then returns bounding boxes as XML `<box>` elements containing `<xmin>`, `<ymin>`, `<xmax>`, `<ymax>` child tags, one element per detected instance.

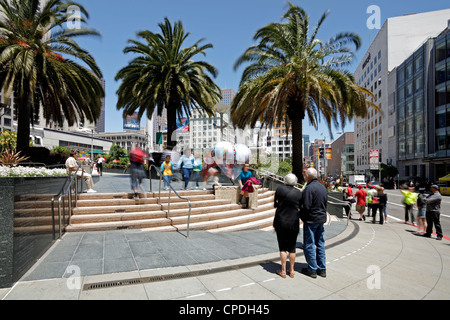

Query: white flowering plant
<box><xmin>0</xmin><ymin>166</ymin><xmax>67</xmax><ymax>178</ymax></box>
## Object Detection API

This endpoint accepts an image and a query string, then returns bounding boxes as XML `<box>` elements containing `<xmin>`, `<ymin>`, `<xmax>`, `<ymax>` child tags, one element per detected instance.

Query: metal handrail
<box><xmin>51</xmin><ymin>164</ymin><xmax>84</xmax><ymax>239</ymax></box>
<box><xmin>149</xmin><ymin>164</ymin><xmax>192</xmax><ymax>238</ymax></box>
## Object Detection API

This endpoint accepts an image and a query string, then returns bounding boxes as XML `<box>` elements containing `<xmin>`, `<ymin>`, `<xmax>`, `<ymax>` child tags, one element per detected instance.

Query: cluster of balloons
<box><xmin>213</xmin><ymin>142</ymin><xmax>251</xmax><ymax>180</ymax></box>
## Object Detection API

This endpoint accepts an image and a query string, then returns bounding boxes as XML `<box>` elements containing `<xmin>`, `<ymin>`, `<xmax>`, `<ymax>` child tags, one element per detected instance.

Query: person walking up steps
<box><xmin>160</xmin><ymin>155</ymin><xmax>174</xmax><ymax>191</ymax></box>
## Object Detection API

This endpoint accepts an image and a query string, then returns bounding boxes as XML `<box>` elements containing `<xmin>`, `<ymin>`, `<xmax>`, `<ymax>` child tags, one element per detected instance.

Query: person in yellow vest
<box><xmin>401</xmin><ymin>185</ymin><xmax>419</xmax><ymax>225</ymax></box>
<box><xmin>367</xmin><ymin>186</ymin><xmax>378</xmax><ymax>218</ymax></box>
<box><xmin>160</xmin><ymin>155</ymin><xmax>174</xmax><ymax>191</ymax></box>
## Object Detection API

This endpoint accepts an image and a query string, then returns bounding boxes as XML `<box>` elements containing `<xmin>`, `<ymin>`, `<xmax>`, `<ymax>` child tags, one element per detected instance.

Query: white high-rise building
<box><xmin>353</xmin><ymin>8</ymin><xmax>450</xmax><ymax>177</ymax></box>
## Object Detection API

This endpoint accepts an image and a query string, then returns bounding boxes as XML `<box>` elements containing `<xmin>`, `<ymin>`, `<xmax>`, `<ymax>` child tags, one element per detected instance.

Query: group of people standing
<box><xmin>273</xmin><ymin>168</ymin><xmax>328</xmax><ymax>279</ymax></box>
<box><xmin>345</xmin><ymin>184</ymin><xmax>388</xmax><ymax>224</ymax></box>
<box><xmin>401</xmin><ymin>184</ymin><xmax>443</xmax><ymax>240</ymax></box>
<box><xmin>340</xmin><ymin>182</ymin><xmax>443</xmax><ymax>241</ymax></box>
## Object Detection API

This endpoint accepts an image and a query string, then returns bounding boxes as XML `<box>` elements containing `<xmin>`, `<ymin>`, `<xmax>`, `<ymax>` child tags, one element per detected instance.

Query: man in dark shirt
<box><xmin>423</xmin><ymin>185</ymin><xmax>443</xmax><ymax>240</ymax></box>
<box><xmin>300</xmin><ymin>168</ymin><xmax>328</xmax><ymax>279</ymax></box>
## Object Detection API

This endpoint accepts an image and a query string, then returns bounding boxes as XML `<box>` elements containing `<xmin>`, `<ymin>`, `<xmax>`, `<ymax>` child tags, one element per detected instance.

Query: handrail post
<box><xmin>149</xmin><ymin>165</ymin><xmax>153</xmax><ymax>194</ymax></box>
<box><xmin>167</xmin><ymin>187</ymin><xmax>171</xmax><ymax>219</ymax></box>
<box><xmin>186</xmin><ymin>200</ymin><xmax>192</xmax><ymax>239</ymax></box>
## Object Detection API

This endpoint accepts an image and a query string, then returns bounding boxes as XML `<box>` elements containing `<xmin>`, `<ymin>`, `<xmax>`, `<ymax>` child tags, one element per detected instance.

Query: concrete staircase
<box><xmin>65</xmin><ymin>188</ymin><xmax>276</xmax><ymax>233</ymax></box>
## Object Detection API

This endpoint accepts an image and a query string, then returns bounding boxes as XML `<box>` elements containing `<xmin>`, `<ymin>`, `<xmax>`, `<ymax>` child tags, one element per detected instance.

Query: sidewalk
<box><xmin>1</xmin><ymin>173</ymin><xmax>449</xmax><ymax>300</ymax></box>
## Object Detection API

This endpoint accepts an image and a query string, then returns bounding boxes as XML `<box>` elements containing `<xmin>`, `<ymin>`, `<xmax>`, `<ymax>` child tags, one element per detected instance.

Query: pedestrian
<box><xmin>416</xmin><ymin>188</ymin><xmax>427</xmax><ymax>235</ymax></box>
<box><xmin>422</xmin><ymin>185</ymin><xmax>443</xmax><ymax>240</ymax></box>
<box><xmin>201</xmin><ymin>150</ymin><xmax>221</xmax><ymax>190</ymax></box>
<box><xmin>300</xmin><ymin>168</ymin><xmax>328</xmax><ymax>279</ymax></box>
<box><xmin>176</xmin><ymin>149</ymin><xmax>195</xmax><ymax>190</ymax></box>
<box><xmin>372</xmin><ymin>186</ymin><xmax>387</xmax><ymax>224</ymax></box>
<box><xmin>367</xmin><ymin>185</ymin><xmax>378</xmax><ymax>217</ymax></box>
<box><xmin>273</xmin><ymin>173</ymin><xmax>302</xmax><ymax>279</ymax></box>
<box><xmin>192</xmin><ymin>152</ymin><xmax>202</xmax><ymax>189</ymax></box>
<box><xmin>130</xmin><ymin>147</ymin><xmax>147</xmax><ymax>200</ymax></box>
<box><xmin>65</xmin><ymin>150</ymin><xmax>97</xmax><ymax>193</ymax></box>
<box><xmin>343</xmin><ymin>184</ymin><xmax>355</xmax><ymax>217</ymax></box>
<box><xmin>401</xmin><ymin>185</ymin><xmax>418</xmax><ymax>225</ymax></box>
<box><xmin>355</xmin><ymin>184</ymin><xmax>367</xmax><ymax>221</ymax></box>
<box><xmin>95</xmin><ymin>155</ymin><xmax>104</xmax><ymax>176</ymax></box>
<box><xmin>237</xmin><ymin>163</ymin><xmax>253</xmax><ymax>209</ymax></box>
<box><xmin>160</xmin><ymin>155</ymin><xmax>174</xmax><ymax>191</ymax></box>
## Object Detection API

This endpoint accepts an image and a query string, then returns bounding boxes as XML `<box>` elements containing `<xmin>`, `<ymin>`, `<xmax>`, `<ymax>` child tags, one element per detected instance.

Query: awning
<box><xmin>88</xmin><ymin>150</ymin><xmax>107</xmax><ymax>155</ymax></box>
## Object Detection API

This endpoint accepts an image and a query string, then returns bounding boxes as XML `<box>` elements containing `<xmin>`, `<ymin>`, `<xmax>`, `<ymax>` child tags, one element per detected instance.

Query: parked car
<box><xmin>367</xmin><ymin>181</ymin><xmax>380</xmax><ymax>188</ymax></box>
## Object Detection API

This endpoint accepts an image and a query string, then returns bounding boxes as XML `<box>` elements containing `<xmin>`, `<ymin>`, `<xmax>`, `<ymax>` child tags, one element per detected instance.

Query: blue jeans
<box><xmin>182</xmin><ymin>168</ymin><xmax>193</xmax><ymax>188</ymax></box>
<box><xmin>163</xmin><ymin>175</ymin><xmax>172</xmax><ymax>188</ymax></box>
<box><xmin>303</xmin><ymin>223</ymin><xmax>326</xmax><ymax>272</ymax></box>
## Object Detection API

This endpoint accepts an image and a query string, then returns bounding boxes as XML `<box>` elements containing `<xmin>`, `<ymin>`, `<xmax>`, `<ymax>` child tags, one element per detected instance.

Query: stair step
<box><xmin>65</xmin><ymin>217</ymin><xmax>173</xmax><ymax>232</ymax></box>
<box><xmin>172</xmin><ymin>208</ymin><xmax>276</xmax><ymax>232</ymax></box>
<box><xmin>209</xmin><ymin>216</ymin><xmax>275</xmax><ymax>233</ymax></box>
<box><xmin>70</xmin><ymin>210</ymin><xmax>167</xmax><ymax>224</ymax></box>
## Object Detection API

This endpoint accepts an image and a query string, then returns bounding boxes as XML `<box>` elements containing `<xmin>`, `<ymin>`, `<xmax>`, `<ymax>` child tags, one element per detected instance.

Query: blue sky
<box><xmin>75</xmin><ymin>0</ymin><xmax>450</xmax><ymax>142</ymax></box>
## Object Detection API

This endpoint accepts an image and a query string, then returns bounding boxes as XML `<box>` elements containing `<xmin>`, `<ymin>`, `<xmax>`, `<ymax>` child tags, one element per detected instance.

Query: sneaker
<box><xmin>436</xmin><ymin>236</ymin><xmax>443</xmax><ymax>241</ymax></box>
<box><xmin>301</xmin><ymin>268</ymin><xmax>317</xmax><ymax>279</ymax></box>
<box><xmin>86</xmin><ymin>189</ymin><xmax>97</xmax><ymax>193</ymax></box>
<box><xmin>421</xmin><ymin>233</ymin><xmax>432</xmax><ymax>238</ymax></box>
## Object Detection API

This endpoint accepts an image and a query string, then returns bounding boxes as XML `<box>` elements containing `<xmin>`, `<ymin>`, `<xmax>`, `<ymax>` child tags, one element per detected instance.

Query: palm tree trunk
<box><xmin>166</xmin><ymin>105</ymin><xmax>178</xmax><ymax>149</ymax></box>
<box><xmin>291</xmin><ymin>116</ymin><xmax>304</xmax><ymax>183</ymax></box>
<box><xmin>16</xmin><ymin>98</ymin><xmax>31</xmax><ymax>154</ymax></box>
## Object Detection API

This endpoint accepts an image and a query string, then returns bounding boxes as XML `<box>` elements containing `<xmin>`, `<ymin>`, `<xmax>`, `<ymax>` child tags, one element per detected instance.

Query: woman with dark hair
<box><xmin>273</xmin><ymin>173</ymin><xmax>302</xmax><ymax>278</ymax></box>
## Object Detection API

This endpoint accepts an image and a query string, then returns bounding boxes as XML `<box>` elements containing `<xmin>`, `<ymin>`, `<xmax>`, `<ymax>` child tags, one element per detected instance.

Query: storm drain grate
<box><xmin>82</xmin><ymin>265</ymin><xmax>265</xmax><ymax>291</ymax></box>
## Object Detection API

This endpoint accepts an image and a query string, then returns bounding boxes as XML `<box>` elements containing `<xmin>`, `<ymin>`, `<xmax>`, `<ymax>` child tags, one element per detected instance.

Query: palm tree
<box><xmin>0</xmin><ymin>0</ymin><xmax>104</xmax><ymax>153</ymax></box>
<box><xmin>232</xmin><ymin>3</ymin><xmax>376</xmax><ymax>181</ymax></box>
<box><xmin>115</xmin><ymin>18</ymin><xmax>222</xmax><ymax>149</ymax></box>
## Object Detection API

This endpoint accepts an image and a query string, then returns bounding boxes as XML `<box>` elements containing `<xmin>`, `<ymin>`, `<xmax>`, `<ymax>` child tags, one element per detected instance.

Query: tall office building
<box><xmin>393</xmin><ymin>23</ymin><xmax>450</xmax><ymax>182</ymax></box>
<box><xmin>353</xmin><ymin>9</ymin><xmax>450</xmax><ymax>178</ymax></box>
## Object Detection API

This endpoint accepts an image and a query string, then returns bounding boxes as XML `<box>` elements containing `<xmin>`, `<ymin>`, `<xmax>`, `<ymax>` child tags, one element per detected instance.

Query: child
<box><xmin>160</xmin><ymin>155</ymin><xmax>173</xmax><ymax>191</ymax></box>
<box><xmin>237</xmin><ymin>163</ymin><xmax>253</xmax><ymax>209</ymax></box>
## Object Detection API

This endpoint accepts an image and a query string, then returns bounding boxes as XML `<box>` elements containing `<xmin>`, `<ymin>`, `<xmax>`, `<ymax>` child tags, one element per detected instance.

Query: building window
<box><xmin>415</xmin><ymin>95</ymin><xmax>424</xmax><ymax>113</ymax></box>
<box><xmin>398</xmin><ymin>68</ymin><xmax>405</xmax><ymax>86</ymax></box>
<box><xmin>436</xmin><ymin>64</ymin><xmax>446</xmax><ymax>85</ymax></box>
<box><xmin>399</xmin><ymin>140</ymin><xmax>405</xmax><ymax>158</ymax></box>
<box><xmin>406</xmin><ymin>100</ymin><xmax>413</xmax><ymax>117</ymax></box>
<box><xmin>406</xmin><ymin>62</ymin><xmax>413</xmax><ymax>80</ymax></box>
<box><xmin>406</xmin><ymin>119</ymin><xmax>414</xmax><ymax>136</ymax></box>
<box><xmin>415</xmin><ymin>135</ymin><xmax>424</xmax><ymax>154</ymax></box>
<box><xmin>436</xmin><ymin>131</ymin><xmax>446</xmax><ymax>151</ymax></box>
<box><xmin>415</xmin><ymin>114</ymin><xmax>424</xmax><ymax>133</ymax></box>
<box><xmin>436</xmin><ymin>40</ymin><xmax>446</xmax><ymax>64</ymax></box>
<box><xmin>436</xmin><ymin>86</ymin><xmax>446</xmax><ymax>107</ymax></box>
<box><xmin>406</xmin><ymin>138</ymin><xmax>414</xmax><ymax>155</ymax></box>
<box><xmin>415</xmin><ymin>75</ymin><xmax>423</xmax><ymax>93</ymax></box>
<box><xmin>436</xmin><ymin>109</ymin><xmax>446</xmax><ymax>129</ymax></box>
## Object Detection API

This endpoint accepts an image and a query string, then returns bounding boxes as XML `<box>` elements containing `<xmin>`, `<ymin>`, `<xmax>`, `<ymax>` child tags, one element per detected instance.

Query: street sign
<box><xmin>369</xmin><ymin>150</ymin><xmax>380</xmax><ymax>170</ymax></box>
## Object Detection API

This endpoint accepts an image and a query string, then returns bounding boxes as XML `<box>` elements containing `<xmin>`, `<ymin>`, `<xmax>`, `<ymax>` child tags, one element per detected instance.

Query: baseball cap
<box><xmin>430</xmin><ymin>184</ymin><xmax>439</xmax><ymax>190</ymax></box>
<box><xmin>357</xmin><ymin>185</ymin><xmax>363</xmax><ymax>188</ymax></box>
